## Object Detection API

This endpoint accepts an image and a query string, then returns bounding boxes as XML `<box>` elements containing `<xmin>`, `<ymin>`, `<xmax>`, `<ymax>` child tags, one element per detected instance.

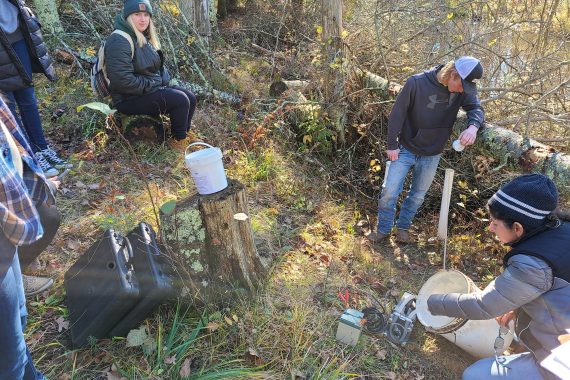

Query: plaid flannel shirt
<box><xmin>0</xmin><ymin>96</ymin><xmax>54</xmax><ymax>248</ymax></box>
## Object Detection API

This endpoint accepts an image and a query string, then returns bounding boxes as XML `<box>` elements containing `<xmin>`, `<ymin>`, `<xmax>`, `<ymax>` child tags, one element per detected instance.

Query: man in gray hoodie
<box><xmin>368</xmin><ymin>56</ymin><xmax>484</xmax><ymax>244</ymax></box>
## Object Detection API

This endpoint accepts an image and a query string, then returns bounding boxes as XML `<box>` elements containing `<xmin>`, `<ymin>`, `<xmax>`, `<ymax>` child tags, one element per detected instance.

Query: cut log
<box><xmin>160</xmin><ymin>198</ymin><xmax>212</xmax><ymax>300</ymax></box>
<box><xmin>160</xmin><ymin>179</ymin><xmax>266</xmax><ymax>304</ymax></box>
<box><xmin>115</xmin><ymin>113</ymin><xmax>165</xmax><ymax>143</ymax></box>
<box><xmin>200</xmin><ymin>180</ymin><xmax>266</xmax><ymax>290</ymax></box>
<box><xmin>281</xmin><ymin>90</ymin><xmax>321</xmax><ymax>126</ymax></box>
<box><xmin>269</xmin><ymin>79</ymin><xmax>310</xmax><ymax>97</ymax></box>
<box><xmin>352</xmin><ymin>68</ymin><xmax>402</xmax><ymax>96</ymax></box>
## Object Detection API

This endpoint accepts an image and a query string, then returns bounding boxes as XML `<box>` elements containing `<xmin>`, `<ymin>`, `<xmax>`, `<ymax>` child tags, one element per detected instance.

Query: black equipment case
<box><xmin>64</xmin><ymin>229</ymin><xmax>140</xmax><ymax>347</ymax></box>
<box><xmin>108</xmin><ymin>222</ymin><xmax>176</xmax><ymax>337</ymax></box>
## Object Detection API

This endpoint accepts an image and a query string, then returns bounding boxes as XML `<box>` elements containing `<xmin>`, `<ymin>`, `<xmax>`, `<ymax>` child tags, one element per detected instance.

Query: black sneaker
<box><xmin>34</xmin><ymin>151</ymin><xmax>59</xmax><ymax>177</ymax></box>
<box><xmin>41</xmin><ymin>147</ymin><xmax>72</xmax><ymax>169</ymax></box>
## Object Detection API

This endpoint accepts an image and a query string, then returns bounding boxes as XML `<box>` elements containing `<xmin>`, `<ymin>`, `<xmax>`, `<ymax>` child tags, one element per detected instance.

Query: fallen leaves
<box><xmin>179</xmin><ymin>358</ymin><xmax>192</xmax><ymax>377</ymax></box>
<box><xmin>55</xmin><ymin>316</ymin><xmax>69</xmax><ymax>332</ymax></box>
<box><xmin>206</xmin><ymin>321</ymin><xmax>220</xmax><ymax>332</ymax></box>
<box><xmin>244</xmin><ymin>347</ymin><xmax>265</xmax><ymax>366</ymax></box>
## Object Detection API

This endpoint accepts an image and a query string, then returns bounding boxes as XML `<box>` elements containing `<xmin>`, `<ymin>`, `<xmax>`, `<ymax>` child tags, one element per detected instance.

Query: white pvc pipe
<box><xmin>382</xmin><ymin>161</ymin><xmax>391</xmax><ymax>188</ymax></box>
<box><xmin>437</xmin><ymin>169</ymin><xmax>455</xmax><ymax>241</ymax></box>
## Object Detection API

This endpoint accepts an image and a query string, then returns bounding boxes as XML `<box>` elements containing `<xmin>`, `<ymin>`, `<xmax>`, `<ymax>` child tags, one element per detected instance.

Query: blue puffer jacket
<box><xmin>0</xmin><ymin>0</ymin><xmax>56</xmax><ymax>91</ymax></box>
<box><xmin>427</xmin><ymin>222</ymin><xmax>570</xmax><ymax>367</ymax></box>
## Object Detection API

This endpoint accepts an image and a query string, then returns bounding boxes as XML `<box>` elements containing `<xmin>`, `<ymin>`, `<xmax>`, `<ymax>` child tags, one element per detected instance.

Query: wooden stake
<box><xmin>438</xmin><ymin>169</ymin><xmax>455</xmax><ymax>240</ymax></box>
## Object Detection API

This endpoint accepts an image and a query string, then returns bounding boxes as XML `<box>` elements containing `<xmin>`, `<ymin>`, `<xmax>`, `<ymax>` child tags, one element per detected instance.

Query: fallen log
<box><xmin>280</xmin><ymin>90</ymin><xmax>321</xmax><ymax>126</ymax></box>
<box><xmin>352</xmin><ymin>68</ymin><xmax>402</xmax><ymax>97</ymax></box>
<box><xmin>160</xmin><ymin>179</ymin><xmax>266</xmax><ymax>304</ymax></box>
<box><xmin>251</xmin><ymin>43</ymin><xmax>287</xmax><ymax>60</ymax></box>
<box><xmin>177</xmin><ymin>80</ymin><xmax>242</xmax><ymax>105</ymax></box>
<box><xmin>453</xmin><ymin>112</ymin><xmax>570</xmax><ymax>194</ymax></box>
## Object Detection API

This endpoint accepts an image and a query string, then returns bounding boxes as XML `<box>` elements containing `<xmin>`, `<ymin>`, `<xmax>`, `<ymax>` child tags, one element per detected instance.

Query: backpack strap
<box><xmin>111</xmin><ymin>30</ymin><xmax>134</xmax><ymax>59</ymax></box>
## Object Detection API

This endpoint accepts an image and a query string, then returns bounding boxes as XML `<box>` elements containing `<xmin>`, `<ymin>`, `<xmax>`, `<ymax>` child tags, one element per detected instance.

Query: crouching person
<box><xmin>427</xmin><ymin>174</ymin><xmax>570</xmax><ymax>380</ymax></box>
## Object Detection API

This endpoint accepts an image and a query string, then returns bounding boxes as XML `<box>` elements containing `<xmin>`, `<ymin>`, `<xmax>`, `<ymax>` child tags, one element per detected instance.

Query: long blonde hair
<box><xmin>126</xmin><ymin>14</ymin><xmax>161</xmax><ymax>50</ymax></box>
<box><xmin>437</xmin><ymin>61</ymin><xmax>459</xmax><ymax>86</ymax></box>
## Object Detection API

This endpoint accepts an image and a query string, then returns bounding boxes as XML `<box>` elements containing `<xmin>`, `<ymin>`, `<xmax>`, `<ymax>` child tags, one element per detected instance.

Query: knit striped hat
<box><xmin>488</xmin><ymin>174</ymin><xmax>558</xmax><ymax>228</ymax></box>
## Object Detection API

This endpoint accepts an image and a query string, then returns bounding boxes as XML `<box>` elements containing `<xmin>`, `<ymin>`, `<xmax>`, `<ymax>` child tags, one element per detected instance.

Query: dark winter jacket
<box><xmin>105</xmin><ymin>14</ymin><xmax>170</xmax><ymax>106</ymax></box>
<box><xmin>0</xmin><ymin>0</ymin><xmax>56</xmax><ymax>91</ymax></box>
<box><xmin>387</xmin><ymin>65</ymin><xmax>484</xmax><ymax>156</ymax></box>
<box><xmin>428</xmin><ymin>222</ymin><xmax>570</xmax><ymax>369</ymax></box>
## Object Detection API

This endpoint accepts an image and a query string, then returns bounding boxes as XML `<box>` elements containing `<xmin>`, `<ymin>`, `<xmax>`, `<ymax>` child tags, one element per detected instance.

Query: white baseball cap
<box><xmin>455</xmin><ymin>56</ymin><xmax>483</xmax><ymax>95</ymax></box>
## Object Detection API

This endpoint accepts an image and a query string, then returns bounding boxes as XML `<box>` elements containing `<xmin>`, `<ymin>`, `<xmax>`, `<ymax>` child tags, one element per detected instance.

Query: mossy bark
<box><xmin>160</xmin><ymin>197</ymin><xmax>212</xmax><ymax>301</ymax></box>
<box><xmin>159</xmin><ymin>179</ymin><xmax>266</xmax><ymax>304</ymax></box>
<box><xmin>452</xmin><ymin>113</ymin><xmax>570</xmax><ymax>194</ymax></box>
<box><xmin>31</xmin><ymin>0</ymin><xmax>64</xmax><ymax>35</ymax></box>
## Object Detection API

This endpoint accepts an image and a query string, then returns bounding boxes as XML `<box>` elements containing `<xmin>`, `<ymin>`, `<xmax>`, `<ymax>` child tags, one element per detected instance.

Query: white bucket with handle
<box><xmin>416</xmin><ymin>270</ymin><xmax>514</xmax><ymax>358</ymax></box>
<box><xmin>184</xmin><ymin>142</ymin><xmax>228</xmax><ymax>195</ymax></box>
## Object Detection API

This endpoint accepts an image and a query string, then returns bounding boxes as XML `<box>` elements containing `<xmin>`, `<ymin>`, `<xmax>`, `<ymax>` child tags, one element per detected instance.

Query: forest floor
<box><xmin>22</xmin><ymin>14</ymin><xmax>556</xmax><ymax>380</ymax></box>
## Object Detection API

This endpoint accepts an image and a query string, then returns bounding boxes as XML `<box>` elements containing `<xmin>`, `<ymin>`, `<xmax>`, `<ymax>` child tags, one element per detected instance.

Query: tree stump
<box><xmin>160</xmin><ymin>179</ymin><xmax>266</xmax><ymax>304</ymax></box>
<box><xmin>116</xmin><ymin>113</ymin><xmax>166</xmax><ymax>143</ymax></box>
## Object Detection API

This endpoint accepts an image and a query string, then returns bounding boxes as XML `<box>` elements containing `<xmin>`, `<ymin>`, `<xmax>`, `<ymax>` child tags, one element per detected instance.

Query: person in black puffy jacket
<box><xmin>0</xmin><ymin>0</ymin><xmax>72</xmax><ymax>177</ymax></box>
<box><xmin>105</xmin><ymin>0</ymin><xmax>197</xmax><ymax>151</ymax></box>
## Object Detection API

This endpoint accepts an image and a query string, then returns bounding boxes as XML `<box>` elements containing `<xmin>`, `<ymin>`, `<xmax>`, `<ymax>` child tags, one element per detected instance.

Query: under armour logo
<box><xmin>426</xmin><ymin>94</ymin><xmax>456</xmax><ymax>109</ymax></box>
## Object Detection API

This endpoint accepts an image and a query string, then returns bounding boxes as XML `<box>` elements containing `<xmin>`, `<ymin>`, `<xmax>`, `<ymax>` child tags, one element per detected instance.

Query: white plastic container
<box><xmin>336</xmin><ymin>310</ymin><xmax>363</xmax><ymax>346</ymax></box>
<box><xmin>184</xmin><ymin>142</ymin><xmax>228</xmax><ymax>195</ymax></box>
<box><xmin>452</xmin><ymin>139</ymin><xmax>465</xmax><ymax>152</ymax></box>
<box><xmin>416</xmin><ymin>270</ymin><xmax>513</xmax><ymax>358</ymax></box>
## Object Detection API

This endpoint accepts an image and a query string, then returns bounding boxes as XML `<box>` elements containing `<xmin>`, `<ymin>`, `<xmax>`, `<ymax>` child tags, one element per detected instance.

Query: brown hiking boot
<box><xmin>366</xmin><ymin>231</ymin><xmax>390</xmax><ymax>243</ymax></box>
<box><xmin>395</xmin><ymin>229</ymin><xmax>413</xmax><ymax>244</ymax></box>
<box><xmin>167</xmin><ymin>134</ymin><xmax>199</xmax><ymax>153</ymax></box>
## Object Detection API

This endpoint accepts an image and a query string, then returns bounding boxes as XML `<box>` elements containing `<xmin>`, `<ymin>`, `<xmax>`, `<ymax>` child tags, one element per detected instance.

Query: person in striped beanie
<box><xmin>487</xmin><ymin>173</ymin><xmax>558</xmax><ymax>243</ymax></box>
<box><xmin>427</xmin><ymin>174</ymin><xmax>570</xmax><ymax>380</ymax></box>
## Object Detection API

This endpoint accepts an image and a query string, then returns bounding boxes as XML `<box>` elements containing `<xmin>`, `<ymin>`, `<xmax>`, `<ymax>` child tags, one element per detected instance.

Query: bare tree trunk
<box><xmin>194</xmin><ymin>0</ymin><xmax>212</xmax><ymax>37</ymax></box>
<box><xmin>31</xmin><ymin>0</ymin><xmax>64</xmax><ymax>35</ymax></box>
<box><xmin>218</xmin><ymin>0</ymin><xmax>228</xmax><ymax>19</ymax></box>
<box><xmin>321</xmin><ymin>0</ymin><xmax>346</xmax><ymax>145</ymax></box>
<box><xmin>179</xmin><ymin>0</ymin><xmax>194</xmax><ymax>24</ymax></box>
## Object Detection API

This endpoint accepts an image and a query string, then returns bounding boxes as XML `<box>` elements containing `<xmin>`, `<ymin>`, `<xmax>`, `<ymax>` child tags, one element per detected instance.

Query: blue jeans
<box><xmin>377</xmin><ymin>147</ymin><xmax>440</xmax><ymax>234</ymax></box>
<box><xmin>463</xmin><ymin>353</ymin><xmax>552</xmax><ymax>380</ymax></box>
<box><xmin>0</xmin><ymin>252</ymin><xmax>46</xmax><ymax>380</ymax></box>
<box><xmin>5</xmin><ymin>38</ymin><xmax>48</xmax><ymax>152</ymax></box>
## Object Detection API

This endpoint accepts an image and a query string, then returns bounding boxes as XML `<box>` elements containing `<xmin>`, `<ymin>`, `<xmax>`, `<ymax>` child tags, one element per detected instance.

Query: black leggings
<box><xmin>116</xmin><ymin>86</ymin><xmax>197</xmax><ymax>139</ymax></box>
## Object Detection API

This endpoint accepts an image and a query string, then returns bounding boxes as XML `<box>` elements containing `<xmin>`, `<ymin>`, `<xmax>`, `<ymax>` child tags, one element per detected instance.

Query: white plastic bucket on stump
<box><xmin>184</xmin><ymin>142</ymin><xmax>228</xmax><ymax>195</ymax></box>
<box><xmin>416</xmin><ymin>270</ymin><xmax>513</xmax><ymax>358</ymax></box>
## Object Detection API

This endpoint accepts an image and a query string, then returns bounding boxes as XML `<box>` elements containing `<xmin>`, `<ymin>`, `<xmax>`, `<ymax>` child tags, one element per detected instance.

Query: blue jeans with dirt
<box><xmin>0</xmin><ymin>251</ymin><xmax>46</xmax><ymax>380</ymax></box>
<box><xmin>376</xmin><ymin>146</ymin><xmax>441</xmax><ymax>234</ymax></box>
